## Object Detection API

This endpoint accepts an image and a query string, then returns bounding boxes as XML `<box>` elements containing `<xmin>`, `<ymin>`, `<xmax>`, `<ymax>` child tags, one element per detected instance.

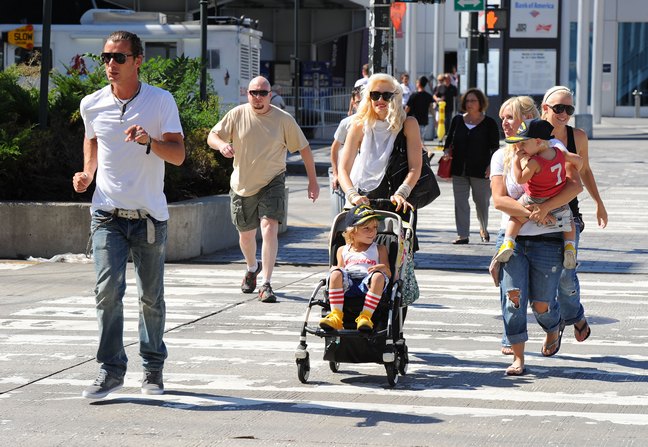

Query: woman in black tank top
<box><xmin>541</xmin><ymin>86</ymin><xmax>609</xmax><ymax>343</ymax></box>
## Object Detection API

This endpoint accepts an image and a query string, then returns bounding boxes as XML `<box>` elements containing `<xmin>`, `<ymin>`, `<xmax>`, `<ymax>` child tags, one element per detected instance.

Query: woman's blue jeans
<box><xmin>557</xmin><ymin>221</ymin><xmax>585</xmax><ymax>325</ymax></box>
<box><xmin>91</xmin><ymin>210</ymin><xmax>168</xmax><ymax>377</ymax></box>
<box><xmin>500</xmin><ymin>233</ymin><xmax>564</xmax><ymax>346</ymax></box>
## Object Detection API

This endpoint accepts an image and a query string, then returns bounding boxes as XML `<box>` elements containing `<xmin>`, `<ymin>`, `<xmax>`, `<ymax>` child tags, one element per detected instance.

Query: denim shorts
<box><xmin>329</xmin><ymin>269</ymin><xmax>388</xmax><ymax>298</ymax></box>
<box><xmin>230</xmin><ymin>173</ymin><xmax>286</xmax><ymax>232</ymax></box>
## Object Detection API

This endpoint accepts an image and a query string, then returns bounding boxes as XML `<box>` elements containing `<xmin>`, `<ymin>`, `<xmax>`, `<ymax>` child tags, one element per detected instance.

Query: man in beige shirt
<box><xmin>208</xmin><ymin>76</ymin><xmax>320</xmax><ymax>302</ymax></box>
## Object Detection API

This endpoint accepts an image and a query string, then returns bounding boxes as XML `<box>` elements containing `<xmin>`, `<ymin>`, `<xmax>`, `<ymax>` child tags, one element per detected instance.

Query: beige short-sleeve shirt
<box><xmin>212</xmin><ymin>104</ymin><xmax>308</xmax><ymax>196</ymax></box>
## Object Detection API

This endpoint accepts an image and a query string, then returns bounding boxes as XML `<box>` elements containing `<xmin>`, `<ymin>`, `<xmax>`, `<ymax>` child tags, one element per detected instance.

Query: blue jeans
<box><xmin>91</xmin><ymin>210</ymin><xmax>168</xmax><ymax>377</ymax></box>
<box><xmin>557</xmin><ymin>220</ymin><xmax>585</xmax><ymax>325</ymax></box>
<box><xmin>500</xmin><ymin>232</ymin><xmax>563</xmax><ymax>346</ymax></box>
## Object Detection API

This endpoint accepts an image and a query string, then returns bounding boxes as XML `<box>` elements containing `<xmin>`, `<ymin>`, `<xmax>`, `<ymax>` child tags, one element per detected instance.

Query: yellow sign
<box><xmin>8</xmin><ymin>25</ymin><xmax>34</xmax><ymax>50</ymax></box>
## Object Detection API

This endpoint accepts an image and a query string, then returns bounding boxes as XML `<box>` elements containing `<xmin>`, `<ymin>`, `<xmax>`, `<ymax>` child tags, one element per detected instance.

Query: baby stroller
<box><xmin>295</xmin><ymin>199</ymin><xmax>415</xmax><ymax>386</ymax></box>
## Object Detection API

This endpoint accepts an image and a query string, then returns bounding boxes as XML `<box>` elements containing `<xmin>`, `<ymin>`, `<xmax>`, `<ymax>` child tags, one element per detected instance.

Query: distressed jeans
<box><xmin>557</xmin><ymin>220</ymin><xmax>585</xmax><ymax>325</ymax></box>
<box><xmin>91</xmin><ymin>210</ymin><xmax>168</xmax><ymax>377</ymax></box>
<box><xmin>500</xmin><ymin>233</ymin><xmax>564</xmax><ymax>346</ymax></box>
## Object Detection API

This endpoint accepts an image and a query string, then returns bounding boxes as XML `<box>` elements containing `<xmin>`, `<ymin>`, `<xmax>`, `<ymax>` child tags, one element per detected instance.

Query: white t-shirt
<box><xmin>400</xmin><ymin>83</ymin><xmax>412</xmax><ymax>107</ymax></box>
<box><xmin>354</xmin><ymin>77</ymin><xmax>369</xmax><ymax>88</ymax></box>
<box><xmin>490</xmin><ymin>147</ymin><xmax>570</xmax><ymax>236</ymax></box>
<box><xmin>81</xmin><ymin>83</ymin><xmax>184</xmax><ymax>221</ymax></box>
<box><xmin>334</xmin><ymin>115</ymin><xmax>354</xmax><ymax>144</ymax></box>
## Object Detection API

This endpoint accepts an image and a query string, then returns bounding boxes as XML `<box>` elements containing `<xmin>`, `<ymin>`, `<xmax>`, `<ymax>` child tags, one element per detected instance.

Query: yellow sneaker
<box><xmin>355</xmin><ymin>310</ymin><xmax>374</xmax><ymax>331</ymax></box>
<box><xmin>320</xmin><ymin>309</ymin><xmax>343</xmax><ymax>331</ymax></box>
<box><xmin>563</xmin><ymin>242</ymin><xmax>577</xmax><ymax>269</ymax></box>
<box><xmin>494</xmin><ymin>239</ymin><xmax>515</xmax><ymax>263</ymax></box>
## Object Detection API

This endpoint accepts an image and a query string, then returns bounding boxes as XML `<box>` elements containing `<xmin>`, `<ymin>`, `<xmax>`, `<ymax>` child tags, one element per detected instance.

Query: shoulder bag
<box><xmin>386</xmin><ymin>128</ymin><xmax>441</xmax><ymax>210</ymax></box>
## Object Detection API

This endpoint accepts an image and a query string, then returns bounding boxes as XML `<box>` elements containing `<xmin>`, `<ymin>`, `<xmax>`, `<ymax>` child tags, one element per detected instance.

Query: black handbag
<box><xmin>385</xmin><ymin>128</ymin><xmax>440</xmax><ymax>209</ymax></box>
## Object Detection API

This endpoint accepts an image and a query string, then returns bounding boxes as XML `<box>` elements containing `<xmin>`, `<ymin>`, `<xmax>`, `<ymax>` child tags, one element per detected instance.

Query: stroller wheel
<box><xmin>329</xmin><ymin>361</ymin><xmax>340</xmax><ymax>373</ymax></box>
<box><xmin>297</xmin><ymin>355</ymin><xmax>310</xmax><ymax>383</ymax></box>
<box><xmin>385</xmin><ymin>362</ymin><xmax>399</xmax><ymax>387</ymax></box>
<box><xmin>398</xmin><ymin>345</ymin><xmax>409</xmax><ymax>376</ymax></box>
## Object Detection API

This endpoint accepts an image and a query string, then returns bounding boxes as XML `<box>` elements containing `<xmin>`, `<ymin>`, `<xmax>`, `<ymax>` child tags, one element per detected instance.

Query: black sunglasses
<box><xmin>369</xmin><ymin>91</ymin><xmax>395</xmax><ymax>101</ymax></box>
<box><xmin>248</xmin><ymin>90</ymin><xmax>270</xmax><ymax>97</ymax></box>
<box><xmin>100</xmin><ymin>52</ymin><xmax>135</xmax><ymax>64</ymax></box>
<box><xmin>548</xmin><ymin>103</ymin><xmax>575</xmax><ymax>116</ymax></box>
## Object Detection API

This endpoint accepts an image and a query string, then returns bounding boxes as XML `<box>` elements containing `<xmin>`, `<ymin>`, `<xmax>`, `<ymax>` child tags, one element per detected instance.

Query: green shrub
<box><xmin>0</xmin><ymin>55</ymin><xmax>232</xmax><ymax>202</ymax></box>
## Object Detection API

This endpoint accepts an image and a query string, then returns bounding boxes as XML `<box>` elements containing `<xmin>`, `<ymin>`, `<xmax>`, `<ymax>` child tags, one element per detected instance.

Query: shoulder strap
<box><xmin>566</xmin><ymin>126</ymin><xmax>577</xmax><ymax>154</ymax></box>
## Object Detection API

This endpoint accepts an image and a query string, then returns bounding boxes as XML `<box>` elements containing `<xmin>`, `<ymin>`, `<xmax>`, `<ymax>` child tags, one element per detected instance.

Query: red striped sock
<box><xmin>362</xmin><ymin>290</ymin><xmax>382</xmax><ymax>314</ymax></box>
<box><xmin>328</xmin><ymin>288</ymin><xmax>344</xmax><ymax>312</ymax></box>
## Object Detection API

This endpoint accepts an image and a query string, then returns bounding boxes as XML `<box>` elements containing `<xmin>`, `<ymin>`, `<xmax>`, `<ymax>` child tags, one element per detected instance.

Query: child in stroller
<box><xmin>295</xmin><ymin>200</ymin><xmax>415</xmax><ymax>386</ymax></box>
<box><xmin>319</xmin><ymin>204</ymin><xmax>391</xmax><ymax>332</ymax></box>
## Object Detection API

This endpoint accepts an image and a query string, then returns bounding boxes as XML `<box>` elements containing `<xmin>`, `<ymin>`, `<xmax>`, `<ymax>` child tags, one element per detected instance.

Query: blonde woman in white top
<box><xmin>338</xmin><ymin>73</ymin><xmax>422</xmax><ymax>214</ymax></box>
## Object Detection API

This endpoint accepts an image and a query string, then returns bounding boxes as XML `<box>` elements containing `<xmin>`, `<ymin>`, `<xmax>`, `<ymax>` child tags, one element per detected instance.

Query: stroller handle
<box><xmin>368</xmin><ymin>198</ymin><xmax>416</xmax><ymax>227</ymax></box>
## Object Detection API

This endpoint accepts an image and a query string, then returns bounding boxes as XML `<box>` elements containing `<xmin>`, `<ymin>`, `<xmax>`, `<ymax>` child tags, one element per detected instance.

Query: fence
<box><xmin>283</xmin><ymin>86</ymin><xmax>353</xmax><ymax>140</ymax></box>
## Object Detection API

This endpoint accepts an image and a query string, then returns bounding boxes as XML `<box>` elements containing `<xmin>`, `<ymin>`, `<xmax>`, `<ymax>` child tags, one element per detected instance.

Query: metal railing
<box><xmin>283</xmin><ymin>86</ymin><xmax>353</xmax><ymax>139</ymax></box>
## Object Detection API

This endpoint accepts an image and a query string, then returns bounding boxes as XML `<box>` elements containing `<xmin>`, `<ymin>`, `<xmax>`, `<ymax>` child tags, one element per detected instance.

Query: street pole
<box><xmin>591</xmin><ymin>0</ymin><xmax>604</xmax><ymax>124</ymax></box>
<box><xmin>575</xmin><ymin>0</ymin><xmax>592</xmax><ymax>138</ymax></box>
<box><xmin>467</xmin><ymin>12</ymin><xmax>478</xmax><ymax>89</ymax></box>
<box><xmin>369</xmin><ymin>0</ymin><xmax>392</xmax><ymax>76</ymax></box>
<box><xmin>199</xmin><ymin>0</ymin><xmax>208</xmax><ymax>101</ymax></box>
<box><xmin>294</xmin><ymin>0</ymin><xmax>301</xmax><ymax>125</ymax></box>
<box><xmin>38</xmin><ymin>0</ymin><xmax>52</xmax><ymax>129</ymax></box>
<box><xmin>432</xmin><ymin>1</ymin><xmax>445</xmax><ymax>80</ymax></box>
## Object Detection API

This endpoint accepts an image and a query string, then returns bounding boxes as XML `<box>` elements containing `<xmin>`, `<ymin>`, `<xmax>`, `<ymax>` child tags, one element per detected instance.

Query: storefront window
<box><xmin>618</xmin><ymin>23</ymin><xmax>648</xmax><ymax>106</ymax></box>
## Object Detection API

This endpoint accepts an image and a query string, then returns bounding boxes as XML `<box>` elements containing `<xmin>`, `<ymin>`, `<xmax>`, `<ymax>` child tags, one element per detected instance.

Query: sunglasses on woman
<box><xmin>100</xmin><ymin>52</ymin><xmax>135</xmax><ymax>64</ymax></box>
<box><xmin>369</xmin><ymin>91</ymin><xmax>395</xmax><ymax>101</ymax></box>
<box><xmin>547</xmin><ymin>103</ymin><xmax>575</xmax><ymax>116</ymax></box>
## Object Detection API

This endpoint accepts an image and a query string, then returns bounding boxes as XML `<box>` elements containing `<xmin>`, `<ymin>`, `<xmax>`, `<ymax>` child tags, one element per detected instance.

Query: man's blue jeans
<box><xmin>91</xmin><ymin>210</ymin><xmax>168</xmax><ymax>377</ymax></box>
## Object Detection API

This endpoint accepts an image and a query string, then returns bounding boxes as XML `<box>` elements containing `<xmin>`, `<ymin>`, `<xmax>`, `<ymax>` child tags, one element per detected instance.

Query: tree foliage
<box><xmin>0</xmin><ymin>55</ymin><xmax>232</xmax><ymax>201</ymax></box>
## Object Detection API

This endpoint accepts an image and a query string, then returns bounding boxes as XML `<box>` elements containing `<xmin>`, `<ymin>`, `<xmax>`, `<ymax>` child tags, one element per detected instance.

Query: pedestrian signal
<box><xmin>485</xmin><ymin>9</ymin><xmax>507</xmax><ymax>33</ymax></box>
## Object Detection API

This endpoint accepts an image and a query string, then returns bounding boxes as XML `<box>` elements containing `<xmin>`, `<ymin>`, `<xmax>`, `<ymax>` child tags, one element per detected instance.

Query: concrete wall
<box><xmin>0</xmin><ymin>190</ymin><xmax>288</xmax><ymax>262</ymax></box>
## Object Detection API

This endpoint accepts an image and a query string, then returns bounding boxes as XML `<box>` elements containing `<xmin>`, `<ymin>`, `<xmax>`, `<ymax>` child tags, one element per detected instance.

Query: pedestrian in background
<box><xmin>443</xmin><ymin>88</ymin><xmax>499</xmax><ymax>244</ymax></box>
<box><xmin>354</xmin><ymin>63</ymin><xmax>370</xmax><ymax>88</ymax></box>
<box><xmin>270</xmin><ymin>84</ymin><xmax>286</xmax><ymax>110</ymax></box>
<box><xmin>349</xmin><ymin>64</ymin><xmax>370</xmax><ymax>115</ymax></box>
<box><xmin>399</xmin><ymin>72</ymin><xmax>413</xmax><ymax>109</ymax></box>
<box><xmin>330</xmin><ymin>86</ymin><xmax>362</xmax><ymax>216</ymax></box>
<box><xmin>208</xmin><ymin>76</ymin><xmax>320</xmax><ymax>303</ymax></box>
<box><xmin>72</xmin><ymin>30</ymin><xmax>186</xmax><ymax>399</ymax></box>
<box><xmin>405</xmin><ymin>76</ymin><xmax>435</xmax><ymax>142</ymax></box>
<box><xmin>541</xmin><ymin>85</ymin><xmax>608</xmax><ymax>342</ymax></box>
<box><xmin>433</xmin><ymin>73</ymin><xmax>458</xmax><ymax>132</ymax></box>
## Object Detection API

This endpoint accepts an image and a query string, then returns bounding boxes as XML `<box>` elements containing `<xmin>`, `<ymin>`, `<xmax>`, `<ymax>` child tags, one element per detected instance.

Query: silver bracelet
<box><xmin>395</xmin><ymin>183</ymin><xmax>412</xmax><ymax>199</ymax></box>
<box><xmin>344</xmin><ymin>186</ymin><xmax>359</xmax><ymax>197</ymax></box>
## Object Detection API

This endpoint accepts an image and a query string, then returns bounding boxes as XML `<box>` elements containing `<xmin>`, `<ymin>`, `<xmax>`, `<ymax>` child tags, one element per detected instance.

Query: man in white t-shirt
<box><xmin>208</xmin><ymin>76</ymin><xmax>320</xmax><ymax>304</ymax></box>
<box><xmin>354</xmin><ymin>63</ymin><xmax>370</xmax><ymax>88</ymax></box>
<box><xmin>73</xmin><ymin>31</ymin><xmax>185</xmax><ymax>399</ymax></box>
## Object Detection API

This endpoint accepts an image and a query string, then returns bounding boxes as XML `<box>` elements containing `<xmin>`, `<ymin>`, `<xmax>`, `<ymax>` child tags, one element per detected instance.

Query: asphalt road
<box><xmin>1</xmin><ymin>117</ymin><xmax>647</xmax><ymax>446</ymax></box>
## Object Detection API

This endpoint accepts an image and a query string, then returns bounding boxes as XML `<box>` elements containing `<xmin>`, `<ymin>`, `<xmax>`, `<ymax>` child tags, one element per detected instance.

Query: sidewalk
<box><xmin>203</xmin><ymin>117</ymin><xmax>648</xmax><ymax>274</ymax></box>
